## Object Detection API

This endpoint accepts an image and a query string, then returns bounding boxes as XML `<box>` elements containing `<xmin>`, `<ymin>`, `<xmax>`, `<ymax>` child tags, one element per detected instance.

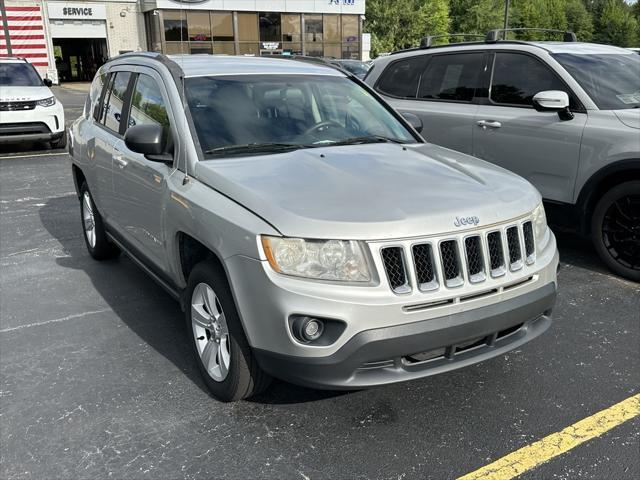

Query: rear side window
<box><xmin>128</xmin><ymin>74</ymin><xmax>170</xmax><ymax>131</ymax></box>
<box><xmin>88</xmin><ymin>71</ymin><xmax>107</xmax><ymax>120</ymax></box>
<box><xmin>100</xmin><ymin>71</ymin><xmax>132</xmax><ymax>134</ymax></box>
<box><xmin>375</xmin><ymin>56</ymin><xmax>425</xmax><ymax>98</ymax></box>
<box><xmin>490</xmin><ymin>53</ymin><xmax>568</xmax><ymax>107</ymax></box>
<box><xmin>418</xmin><ymin>53</ymin><xmax>484</xmax><ymax>102</ymax></box>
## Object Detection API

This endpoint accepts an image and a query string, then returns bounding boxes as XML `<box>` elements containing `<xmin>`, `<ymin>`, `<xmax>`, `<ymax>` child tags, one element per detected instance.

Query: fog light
<box><xmin>293</xmin><ymin>316</ymin><xmax>324</xmax><ymax>342</ymax></box>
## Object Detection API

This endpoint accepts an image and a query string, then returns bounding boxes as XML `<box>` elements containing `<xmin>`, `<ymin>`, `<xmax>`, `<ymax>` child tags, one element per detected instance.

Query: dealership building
<box><xmin>0</xmin><ymin>0</ymin><xmax>367</xmax><ymax>83</ymax></box>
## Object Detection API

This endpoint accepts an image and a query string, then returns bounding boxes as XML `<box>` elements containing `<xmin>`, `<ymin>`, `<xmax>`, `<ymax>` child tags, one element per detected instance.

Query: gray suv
<box><xmin>70</xmin><ymin>53</ymin><xmax>558</xmax><ymax>401</ymax></box>
<box><xmin>366</xmin><ymin>32</ymin><xmax>640</xmax><ymax>281</ymax></box>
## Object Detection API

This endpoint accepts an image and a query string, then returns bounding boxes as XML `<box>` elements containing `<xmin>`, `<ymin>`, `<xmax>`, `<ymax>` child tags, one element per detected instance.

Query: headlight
<box><xmin>36</xmin><ymin>96</ymin><xmax>56</xmax><ymax>107</ymax></box>
<box><xmin>261</xmin><ymin>236</ymin><xmax>371</xmax><ymax>282</ymax></box>
<box><xmin>532</xmin><ymin>202</ymin><xmax>550</xmax><ymax>250</ymax></box>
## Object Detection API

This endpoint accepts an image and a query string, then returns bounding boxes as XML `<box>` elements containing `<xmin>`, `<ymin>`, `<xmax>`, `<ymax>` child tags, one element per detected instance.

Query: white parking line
<box><xmin>0</xmin><ymin>152</ymin><xmax>69</xmax><ymax>160</ymax></box>
<box><xmin>0</xmin><ymin>309</ymin><xmax>110</xmax><ymax>333</ymax></box>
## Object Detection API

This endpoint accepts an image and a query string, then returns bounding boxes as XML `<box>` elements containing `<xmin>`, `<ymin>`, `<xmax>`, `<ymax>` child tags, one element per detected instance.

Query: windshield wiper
<box><xmin>324</xmin><ymin>136</ymin><xmax>407</xmax><ymax>146</ymax></box>
<box><xmin>205</xmin><ymin>143</ymin><xmax>304</xmax><ymax>156</ymax></box>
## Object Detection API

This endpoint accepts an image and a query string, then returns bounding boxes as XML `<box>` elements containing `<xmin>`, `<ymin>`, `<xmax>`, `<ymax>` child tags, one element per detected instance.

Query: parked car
<box><xmin>0</xmin><ymin>57</ymin><xmax>66</xmax><ymax>149</ymax></box>
<box><xmin>366</xmin><ymin>31</ymin><xmax>640</xmax><ymax>281</ymax></box>
<box><xmin>328</xmin><ymin>59</ymin><xmax>371</xmax><ymax>79</ymax></box>
<box><xmin>70</xmin><ymin>53</ymin><xmax>558</xmax><ymax>401</ymax></box>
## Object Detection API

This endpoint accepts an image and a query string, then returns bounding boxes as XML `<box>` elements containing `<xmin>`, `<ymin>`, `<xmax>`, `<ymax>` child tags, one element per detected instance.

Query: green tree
<box><xmin>365</xmin><ymin>0</ymin><xmax>450</xmax><ymax>55</ymax></box>
<box><xmin>564</xmin><ymin>0</ymin><xmax>594</xmax><ymax>41</ymax></box>
<box><xmin>594</xmin><ymin>0</ymin><xmax>639</xmax><ymax>46</ymax></box>
<box><xmin>450</xmin><ymin>0</ymin><xmax>504</xmax><ymax>35</ymax></box>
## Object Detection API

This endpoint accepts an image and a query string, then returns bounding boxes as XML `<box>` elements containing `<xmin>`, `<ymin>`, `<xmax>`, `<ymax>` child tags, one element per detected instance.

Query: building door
<box><xmin>53</xmin><ymin>38</ymin><xmax>107</xmax><ymax>82</ymax></box>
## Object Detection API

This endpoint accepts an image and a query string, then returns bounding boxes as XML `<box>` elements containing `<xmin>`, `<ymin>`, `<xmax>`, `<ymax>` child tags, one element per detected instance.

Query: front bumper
<box><xmin>0</xmin><ymin>103</ymin><xmax>65</xmax><ymax>143</ymax></box>
<box><xmin>254</xmin><ymin>282</ymin><xmax>555</xmax><ymax>389</ymax></box>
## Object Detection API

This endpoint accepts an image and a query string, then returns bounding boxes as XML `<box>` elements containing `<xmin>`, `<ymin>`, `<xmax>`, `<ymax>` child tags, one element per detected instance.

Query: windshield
<box><xmin>553</xmin><ymin>53</ymin><xmax>640</xmax><ymax>110</ymax></box>
<box><xmin>185</xmin><ymin>74</ymin><xmax>416</xmax><ymax>157</ymax></box>
<box><xmin>0</xmin><ymin>62</ymin><xmax>43</xmax><ymax>87</ymax></box>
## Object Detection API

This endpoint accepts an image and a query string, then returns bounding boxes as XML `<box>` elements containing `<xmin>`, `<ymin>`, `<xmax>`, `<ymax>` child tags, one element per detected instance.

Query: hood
<box><xmin>195</xmin><ymin>143</ymin><xmax>541</xmax><ymax>240</ymax></box>
<box><xmin>614</xmin><ymin>109</ymin><xmax>640</xmax><ymax>130</ymax></box>
<box><xmin>0</xmin><ymin>86</ymin><xmax>53</xmax><ymax>102</ymax></box>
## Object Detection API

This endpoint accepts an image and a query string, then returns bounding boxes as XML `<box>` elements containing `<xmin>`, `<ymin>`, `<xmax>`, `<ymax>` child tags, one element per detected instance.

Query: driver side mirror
<box><xmin>532</xmin><ymin>90</ymin><xmax>574</xmax><ymax>120</ymax></box>
<box><xmin>400</xmin><ymin>111</ymin><xmax>423</xmax><ymax>133</ymax></box>
<box><xmin>124</xmin><ymin>124</ymin><xmax>172</xmax><ymax>163</ymax></box>
<box><xmin>43</xmin><ymin>78</ymin><xmax>53</xmax><ymax>87</ymax></box>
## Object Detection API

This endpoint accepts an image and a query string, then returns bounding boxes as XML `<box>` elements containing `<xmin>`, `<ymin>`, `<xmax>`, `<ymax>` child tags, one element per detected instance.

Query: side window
<box><xmin>418</xmin><ymin>53</ymin><xmax>484</xmax><ymax>102</ymax></box>
<box><xmin>100</xmin><ymin>71</ymin><xmax>132</xmax><ymax>134</ymax></box>
<box><xmin>88</xmin><ymin>71</ymin><xmax>107</xmax><ymax>120</ymax></box>
<box><xmin>128</xmin><ymin>74</ymin><xmax>170</xmax><ymax>131</ymax></box>
<box><xmin>375</xmin><ymin>56</ymin><xmax>425</xmax><ymax>98</ymax></box>
<box><xmin>490</xmin><ymin>53</ymin><xmax>569</xmax><ymax>107</ymax></box>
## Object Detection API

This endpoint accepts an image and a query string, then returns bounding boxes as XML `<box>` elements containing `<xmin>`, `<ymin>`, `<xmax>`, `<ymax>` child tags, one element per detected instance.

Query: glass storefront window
<box><xmin>211</xmin><ymin>12</ymin><xmax>234</xmax><ymax>41</ymax></box>
<box><xmin>187</xmin><ymin>12</ymin><xmax>211</xmax><ymax>42</ymax></box>
<box><xmin>323</xmin><ymin>15</ymin><xmax>341</xmax><ymax>43</ymax></box>
<box><xmin>324</xmin><ymin>43</ymin><xmax>341</xmax><ymax>59</ymax></box>
<box><xmin>282</xmin><ymin>14</ymin><xmax>301</xmax><ymax>43</ymax></box>
<box><xmin>164</xmin><ymin>42</ymin><xmax>187</xmax><ymax>55</ymax></box>
<box><xmin>305</xmin><ymin>14</ymin><xmax>323</xmax><ymax>44</ymax></box>
<box><xmin>342</xmin><ymin>15</ymin><xmax>359</xmax><ymax>43</ymax></box>
<box><xmin>259</xmin><ymin>12</ymin><xmax>281</xmax><ymax>42</ymax></box>
<box><xmin>239</xmin><ymin>43</ymin><xmax>260</xmax><ymax>56</ymax></box>
<box><xmin>342</xmin><ymin>43</ymin><xmax>360</xmax><ymax>59</ymax></box>
<box><xmin>190</xmin><ymin>43</ymin><xmax>213</xmax><ymax>54</ymax></box>
<box><xmin>163</xmin><ymin>11</ymin><xmax>186</xmax><ymax>42</ymax></box>
<box><xmin>213</xmin><ymin>42</ymin><xmax>235</xmax><ymax>55</ymax></box>
<box><xmin>237</xmin><ymin>13</ymin><xmax>259</xmax><ymax>42</ymax></box>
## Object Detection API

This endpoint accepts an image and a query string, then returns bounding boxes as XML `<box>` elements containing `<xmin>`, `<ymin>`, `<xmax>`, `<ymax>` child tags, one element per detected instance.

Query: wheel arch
<box><xmin>576</xmin><ymin>159</ymin><xmax>640</xmax><ymax>235</ymax></box>
<box><xmin>71</xmin><ymin>164</ymin><xmax>86</xmax><ymax>198</ymax></box>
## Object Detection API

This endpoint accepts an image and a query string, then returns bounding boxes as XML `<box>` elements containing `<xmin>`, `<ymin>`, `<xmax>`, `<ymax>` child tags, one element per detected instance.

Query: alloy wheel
<box><xmin>82</xmin><ymin>191</ymin><xmax>96</xmax><ymax>248</ymax></box>
<box><xmin>191</xmin><ymin>282</ymin><xmax>231</xmax><ymax>382</ymax></box>
<box><xmin>601</xmin><ymin>194</ymin><xmax>640</xmax><ymax>271</ymax></box>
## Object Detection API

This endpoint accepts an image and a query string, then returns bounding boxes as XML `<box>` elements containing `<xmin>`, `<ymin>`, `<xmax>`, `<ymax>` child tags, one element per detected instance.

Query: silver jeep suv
<box><xmin>70</xmin><ymin>53</ymin><xmax>558</xmax><ymax>401</ymax></box>
<box><xmin>366</xmin><ymin>31</ymin><xmax>640</xmax><ymax>281</ymax></box>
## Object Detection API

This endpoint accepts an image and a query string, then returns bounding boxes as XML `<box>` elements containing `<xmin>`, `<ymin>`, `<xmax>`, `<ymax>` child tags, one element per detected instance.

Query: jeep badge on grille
<box><xmin>454</xmin><ymin>216</ymin><xmax>480</xmax><ymax>227</ymax></box>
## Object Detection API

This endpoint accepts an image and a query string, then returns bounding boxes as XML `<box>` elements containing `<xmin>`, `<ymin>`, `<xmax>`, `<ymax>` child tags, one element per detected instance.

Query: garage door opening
<box><xmin>53</xmin><ymin>38</ymin><xmax>107</xmax><ymax>82</ymax></box>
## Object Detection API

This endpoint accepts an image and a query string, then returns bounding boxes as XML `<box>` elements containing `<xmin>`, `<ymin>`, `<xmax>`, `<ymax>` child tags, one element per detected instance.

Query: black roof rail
<box><xmin>486</xmin><ymin>28</ymin><xmax>577</xmax><ymax>43</ymax></box>
<box><xmin>420</xmin><ymin>34</ymin><xmax>485</xmax><ymax>48</ymax></box>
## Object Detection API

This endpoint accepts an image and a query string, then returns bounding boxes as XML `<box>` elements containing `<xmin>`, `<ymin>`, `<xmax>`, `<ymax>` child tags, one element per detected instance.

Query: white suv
<box><xmin>0</xmin><ymin>57</ymin><xmax>66</xmax><ymax>149</ymax></box>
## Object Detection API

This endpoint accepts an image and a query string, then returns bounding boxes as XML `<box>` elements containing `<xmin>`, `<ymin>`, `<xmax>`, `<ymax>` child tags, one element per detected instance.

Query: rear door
<box><xmin>472</xmin><ymin>52</ymin><xmax>587</xmax><ymax>203</ymax></box>
<box><xmin>374</xmin><ymin>52</ymin><xmax>486</xmax><ymax>155</ymax></box>
<box><xmin>111</xmin><ymin>67</ymin><xmax>177</xmax><ymax>273</ymax></box>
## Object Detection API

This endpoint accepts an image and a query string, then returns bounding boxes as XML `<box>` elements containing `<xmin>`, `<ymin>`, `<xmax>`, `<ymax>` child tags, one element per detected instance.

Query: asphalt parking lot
<box><xmin>1</xmin><ymin>86</ymin><xmax>638</xmax><ymax>480</ymax></box>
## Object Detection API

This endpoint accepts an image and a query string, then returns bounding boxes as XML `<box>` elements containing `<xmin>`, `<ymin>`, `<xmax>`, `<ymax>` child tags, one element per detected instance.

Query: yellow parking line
<box><xmin>457</xmin><ymin>393</ymin><xmax>640</xmax><ymax>480</ymax></box>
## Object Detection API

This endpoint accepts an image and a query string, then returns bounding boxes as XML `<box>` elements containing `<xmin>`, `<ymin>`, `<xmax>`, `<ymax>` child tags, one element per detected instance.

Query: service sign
<box><xmin>47</xmin><ymin>2</ymin><xmax>107</xmax><ymax>20</ymax></box>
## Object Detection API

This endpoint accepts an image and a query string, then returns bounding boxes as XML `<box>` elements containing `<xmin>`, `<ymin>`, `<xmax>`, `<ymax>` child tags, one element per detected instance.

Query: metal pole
<box><xmin>0</xmin><ymin>0</ymin><xmax>13</xmax><ymax>56</ymax></box>
<box><xmin>503</xmin><ymin>0</ymin><xmax>510</xmax><ymax>40</ymax></box>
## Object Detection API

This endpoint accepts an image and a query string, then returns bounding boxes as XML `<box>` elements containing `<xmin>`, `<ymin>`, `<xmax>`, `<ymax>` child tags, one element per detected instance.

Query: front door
<box><xmin>473</xmin><ymin>52</ymin><xmax>587</xmax><ymax>203</ymax></box>
<box><xmin>111</xmin><ymin>69</ymin><xmax>177</xmax><ymax>273</ymax></box>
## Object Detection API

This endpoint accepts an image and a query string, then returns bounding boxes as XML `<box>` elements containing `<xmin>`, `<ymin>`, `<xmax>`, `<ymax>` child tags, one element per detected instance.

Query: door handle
<box><xmin>477</xmin><ymin>120</ymin><xmax>502</xmax><ymax>129</ymax></box>
<box><xmin>113</xmin><ymin>152</ymin><xmax>128</xmax><ymax>169</ymax></box>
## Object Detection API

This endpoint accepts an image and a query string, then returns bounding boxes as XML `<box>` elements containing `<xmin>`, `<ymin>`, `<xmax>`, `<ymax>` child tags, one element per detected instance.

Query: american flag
<box><xmin>0</xmin><ymin>2</ymin><xmax>50</xmax><ymax>75</ymax></box>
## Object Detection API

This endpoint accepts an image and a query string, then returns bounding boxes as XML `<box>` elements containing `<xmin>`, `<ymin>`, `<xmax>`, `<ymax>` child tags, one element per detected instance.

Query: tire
<box><xmin>186</xmin><ymin>260</ymin><xmax>271</xmax><ymax>401</ymax></box>
<box><xmin>50</xmin><ymin>132</ymin><xmax>67</xmax><ymax>150</ymax></box>
<box><xmin>591</xmin><ymin>181</ymin><xmax>640</xmax><ymax>282</ymax></box>
<box><xmin>79</xmin><ymin>182</ymin><xmax>120</xmax><ymax>260</ymax></box>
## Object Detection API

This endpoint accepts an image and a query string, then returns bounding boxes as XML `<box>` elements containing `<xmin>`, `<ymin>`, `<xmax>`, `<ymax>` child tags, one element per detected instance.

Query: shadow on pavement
<box><xmin>38</xmin><ymin>194</ymin><xmax>348</xmax><ymax>404</ymax></box>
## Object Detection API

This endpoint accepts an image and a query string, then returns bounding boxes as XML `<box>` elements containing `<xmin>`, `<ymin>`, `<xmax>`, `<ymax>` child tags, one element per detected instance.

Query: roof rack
<box><xmin>420</xmin><ymin>34</ymin><xmax>485</xmax><ymax>48</ymax></box>
<box><xmin>486</xmin><ymin>28</ymin><xmax>577</xmax><ymax>43</ymax></box>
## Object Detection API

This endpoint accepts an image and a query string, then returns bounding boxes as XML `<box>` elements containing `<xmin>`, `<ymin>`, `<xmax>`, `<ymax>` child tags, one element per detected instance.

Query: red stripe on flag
<box><xmin>30</xmin><ymin>62</ymin><xmax>49</xmax><ymax>66</ymax></box>
<box><xmin>2</xmin><ymin>44</ymin><xmax>47</xmax><ymax>50</ymax></box>
<box><xmin>4</xmin><ymin>6</ymin><xmax>40</xmax><ymax>11</ymax></box>
<box><xmin>0</xmin><ymin>34</ymin><xmax>45</xmax><ymax>40</ymax></box>
<box><xmin>0</xmin><ymin>52</ymin><xmax>47</xmax><ymax>58</ymax></box>
<box><xmin>4</xmin><ymin>25</ymin><xmax>44</xmax><ymax>31</ymax></box>
<box><xmin>0</xmin><ymin>16</ymin><xmax>43</xmax><ymax>21</ymax></box>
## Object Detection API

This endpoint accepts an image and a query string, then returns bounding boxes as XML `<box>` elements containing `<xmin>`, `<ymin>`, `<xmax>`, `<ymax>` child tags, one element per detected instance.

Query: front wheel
<box><xmin>186</xmin><ymin>261</ymin><xmax>271</xmax><ymax>401</ymax></box>
<box><xmin>591</xmin><ymin>181</ymin><xmax>640</xmax><ymax>282</ymax></box>
<box><xmin>79</xmin><ymin>182</ymin><xmax>120</xmax><ymax>260</ymax></box>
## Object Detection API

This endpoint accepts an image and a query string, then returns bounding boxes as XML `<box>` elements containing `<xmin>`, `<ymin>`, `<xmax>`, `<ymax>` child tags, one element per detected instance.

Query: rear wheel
<box><xmin>186</xmin><ymin>260</ymin><xmax>271</xmax><ymax>401</ymax></box>
<box><xmin>79</xmin><ymin>182</ymin><xmax>120</xmax><ymax>260</ymax></box>
<box><xmin>591</xmin><ymin>181</ymin><xmax>640</xmax><ymax>282</ymax></box>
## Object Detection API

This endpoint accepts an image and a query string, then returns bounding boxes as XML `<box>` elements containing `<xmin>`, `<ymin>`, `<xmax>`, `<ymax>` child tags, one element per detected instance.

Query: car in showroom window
<box><xmin>69</xmin><ymin>54</ymin><xmax>559</xmax><ymax>401</ymax></box>
<box><xmin>0</xmin><ymin>58</ymin><xmax>66</xmax><ymax>149</ymax></box>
